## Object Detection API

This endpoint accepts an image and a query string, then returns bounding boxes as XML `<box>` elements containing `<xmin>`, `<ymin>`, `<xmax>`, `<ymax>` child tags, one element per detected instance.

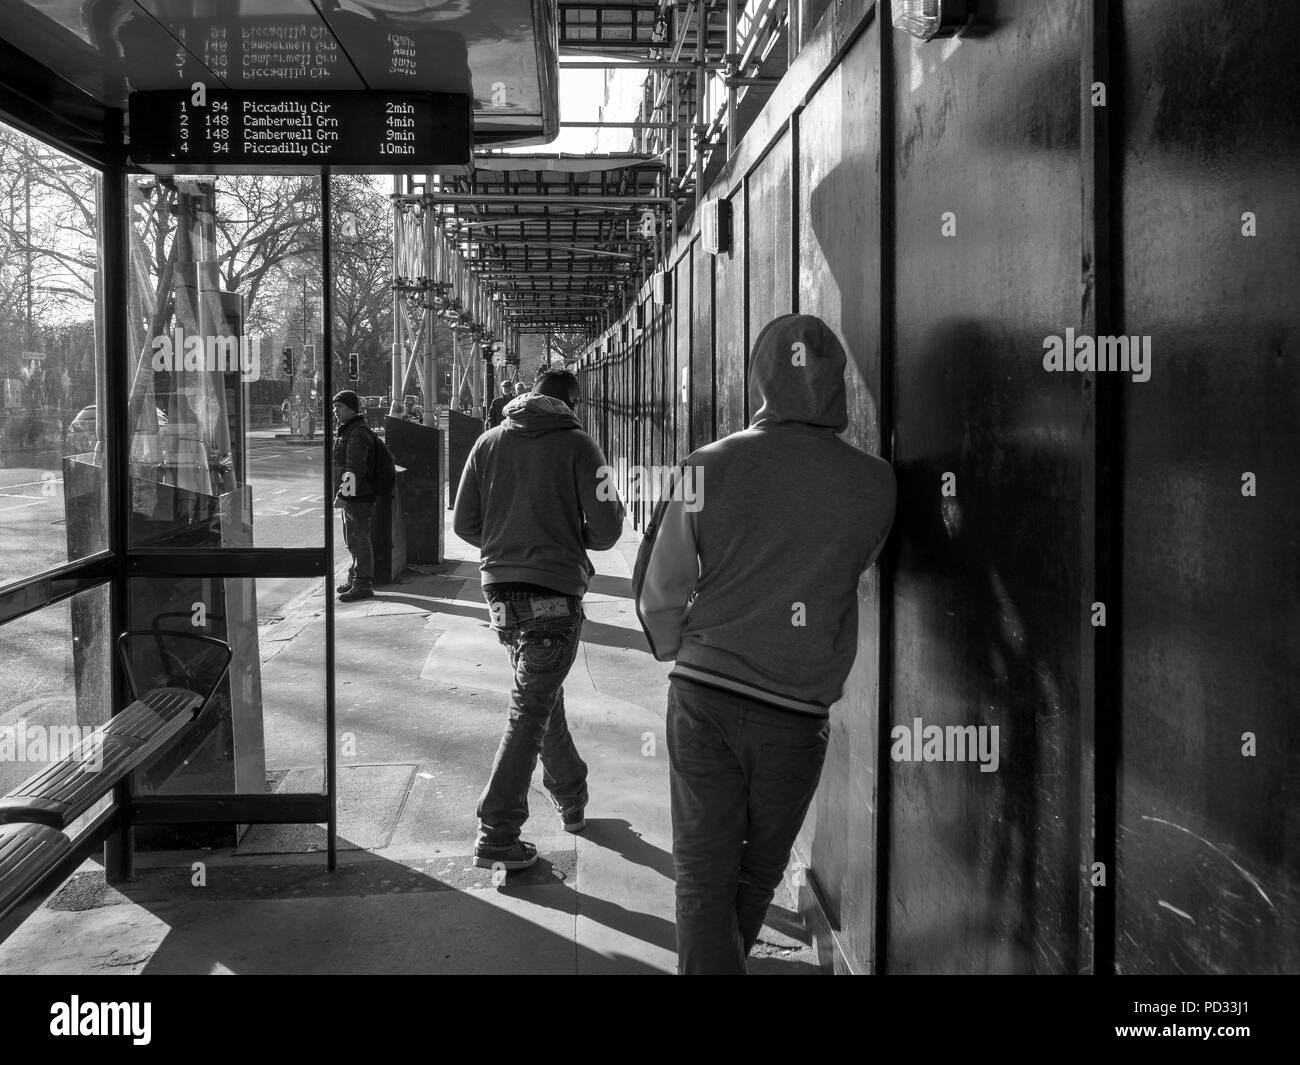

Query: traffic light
<box><xmin>348</xmin><ymin>352</ymin><xmax>360</xmax><ymax>382</ymax></box>
<box><xmin>282</xmin><ymin>347</ymin><xmax>294</xmax><ymax>377</ymax></box>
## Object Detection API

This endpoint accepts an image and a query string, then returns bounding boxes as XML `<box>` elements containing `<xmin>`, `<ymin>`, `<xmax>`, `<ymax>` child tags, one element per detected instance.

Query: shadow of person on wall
<box><xmin>890</xmin><ymin>315</ymin><xmax>1082</xmax><ymax>972</ymax></box>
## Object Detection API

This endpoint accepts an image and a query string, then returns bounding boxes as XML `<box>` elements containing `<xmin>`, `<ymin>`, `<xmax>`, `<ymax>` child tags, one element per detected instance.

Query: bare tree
<box><xmin>212</xmin><ymin>174</ymin><xmax>320</xmax><ymax>337</ymax></box>
<box><xmin>547</xmin><ymin>330</ymin><xmax>590</xmax><ymax>366</ymax></box>
<box><xmin>1</xmin><ymin>143</ymin><xmax>399</xmax><ymax>453</ymax></box>
<box><xmin>0</xmin><ymin>126</ymin><xmax>98</xmax><ymax>340</ymax></box>
<box><xmin>328</xmin><ymin>175</ymin><xmax>392</xmax><ymax>394</ymax></box>
<box><xmin>0</xmin><ymin>126</ymin><xmax>100</xmax><ymax>451</ymax></box>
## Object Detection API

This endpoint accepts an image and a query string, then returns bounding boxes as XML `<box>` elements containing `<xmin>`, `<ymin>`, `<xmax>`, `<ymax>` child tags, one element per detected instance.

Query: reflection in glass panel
<box><xmin>0</xmin><ymin>123</ymin><xmax>107</xmax><ymax>587</ymax></box>
<box><xmin>0</xmin><ymin>585</ymin><xmax>111</xmax><ymax>841</ymax></box>
<box><xmin>127</xmin><ymin>175</ymin><xmax>326</xmax><ymax>550</ymax></box>
<box><xmin>127</xmin><ymin>578</ymin><xmax>326</xmax><ymax>796</ymax></box>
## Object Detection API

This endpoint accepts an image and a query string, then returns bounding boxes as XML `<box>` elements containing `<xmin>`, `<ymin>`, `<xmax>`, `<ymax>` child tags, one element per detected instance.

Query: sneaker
<box><xmin>474</xmin><ymin>840</ymin><xmax>538</xmax><ymax>871</ymax></box>
<box><xmin>560</xmin><ymin>806</ymin><xmax>587</xmax><ymax>834</ymax></box>
<box><xmin>338</xmin><ymin>586</ymin><xmax>374</xmax><ymax>602</ymax></box>
<box><xmin>336</xmin><ymin>582</ymin><xmax>352</xmax><ymax>594</ymax></box>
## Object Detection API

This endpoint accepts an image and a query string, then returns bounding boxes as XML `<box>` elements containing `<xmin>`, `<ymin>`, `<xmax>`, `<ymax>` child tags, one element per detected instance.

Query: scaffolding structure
<box><xmin>564</xmin><ymin>0</ymin><xmax>793</xmax><ymax>239</ymax></box>
<box><xmin>383</xmin><ymin>0</ymin><xmax>800</xmax><ymax>376</ymax></box>
<box><xmin>389</xmin><ymin>175</ymin><xmax>508</xmax><ymax>422</ymax></box>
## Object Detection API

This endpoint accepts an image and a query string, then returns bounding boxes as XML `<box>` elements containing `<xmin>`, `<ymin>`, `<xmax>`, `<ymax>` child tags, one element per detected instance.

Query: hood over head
<box><xmin>502</xmin><ymin>393</ymin><xmax>583</xmax><ymax>438</ymax></box>
<box><xmin>747</xmin><ymin>314</ymin><xmax>849</xmax><ymax>432</ymax></box>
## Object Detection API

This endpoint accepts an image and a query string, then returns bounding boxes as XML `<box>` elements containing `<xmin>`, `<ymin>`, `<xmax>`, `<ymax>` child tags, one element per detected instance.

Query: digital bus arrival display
<box><xmin>128</xmin><ymin>90</ymin><xmax>472</xmax><ymax>173</ymax></box>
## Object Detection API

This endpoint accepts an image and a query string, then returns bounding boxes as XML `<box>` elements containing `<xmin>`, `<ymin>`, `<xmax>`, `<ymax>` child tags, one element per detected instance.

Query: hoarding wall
<box><xmin>580</xmin><ymin>0</ymin><xmax>1298</xmax><ymax>974</ymax></box>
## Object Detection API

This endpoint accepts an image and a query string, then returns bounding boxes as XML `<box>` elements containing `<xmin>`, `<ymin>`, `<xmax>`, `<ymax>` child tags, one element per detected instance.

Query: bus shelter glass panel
<box><xmin>126</xmin><ymin>174</ymin><xmax>326</xmax><ymax>551</ymax></box>
<box><xmin>126</xmin><ymin>577</ymin><xmax>327</xmax><ymax>797</ymax></box>
<box><xmin>0</xmin><ymin>585</ymin><xmax>112</xmax><ymax>841</ymax></box>
<box><xmin>0</xmin><ymin>123</ymin><xmax>107</xmax><ymax>587</ymax></box>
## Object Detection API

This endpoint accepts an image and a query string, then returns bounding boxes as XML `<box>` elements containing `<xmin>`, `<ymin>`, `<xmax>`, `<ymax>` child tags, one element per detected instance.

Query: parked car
<box><xmin>64</xmin><ymin>404</ymin><xmax>168</xmax><ymax>453</ymax></box>
<box><xmin>66</xmin><ymin>405</ymin><xmax>97</xmax><ymax>452</ymax></box>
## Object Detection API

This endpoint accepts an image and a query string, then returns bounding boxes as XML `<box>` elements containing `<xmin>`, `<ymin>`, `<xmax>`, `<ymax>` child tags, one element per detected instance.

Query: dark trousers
<box><xmin>476</xmin><ymin>590</ymin><xmax>589</xmax><ymax>851</ymax></box>
<box><xmin>667</xmin><ymin>678</ymin><xmax>829</xmax><ymax>974</ymax></box>
<box><xmin>341</xmin><ymin>498</ymin><xmax>375</xmax><ymax>586</ymax></box>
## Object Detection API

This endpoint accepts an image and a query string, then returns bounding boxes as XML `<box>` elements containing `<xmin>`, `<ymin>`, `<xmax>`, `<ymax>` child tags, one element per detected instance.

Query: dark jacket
<box><xmin>453</xmin><ymin>394</ymin><xmax>625</xmax><ymax>596</ymax></box>
<box><xmin>634</xmin><ymin>314</ymin><xmax>896</xmax><ymax>716</ymax></box>
<box><xmin>486</xmin><ymin>392</ymin><xmax>512</xmax><ymax>429</ymax></box>
<box><xmin>333</xmin><ymin>413</ymin><xmax>377</xmax><ymax>502</ymax></box>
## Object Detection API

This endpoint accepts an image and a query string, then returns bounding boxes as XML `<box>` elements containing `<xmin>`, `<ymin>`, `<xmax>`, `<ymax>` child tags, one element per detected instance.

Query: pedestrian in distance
<box><xmin>514</xmin><ymin>381</ymin><xmax>528</xmax><ymax>398</ymax></box>
<box><xmin>485</xmin><ymin>380</ymin><xmax>514</xmax><ymax>431</ymax></box>
<box><xmin>332</xmin><ymin>389</ymin><xmax>378</xmax><ymax>602</ymax></box>
<box><xmin>453</xmin><ymin>369</ymin><xmax>626</xmax><ymax>871</ymax></box>
<box><xmin>633</xmin><ymin>313</ymin><xmax>897</xmax><ymax>974</ymax></box>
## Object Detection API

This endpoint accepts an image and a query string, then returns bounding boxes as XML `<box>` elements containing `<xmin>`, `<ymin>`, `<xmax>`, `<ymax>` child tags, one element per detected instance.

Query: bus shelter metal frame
<box><xmin>0</xmin><ymin>51</ymin><xmax>339</xmax><ymax>880</ymax></box>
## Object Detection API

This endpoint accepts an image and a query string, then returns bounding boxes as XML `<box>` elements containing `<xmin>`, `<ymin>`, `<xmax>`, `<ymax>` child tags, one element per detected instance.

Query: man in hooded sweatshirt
<box><xmin>454</xmin><ymin>369</ymin><xmax>626</xmax><ymax>871</ymax></box>
<box><xmin>634</xmin><ymin>314</ymin><xmax>896</xmax><ymax>974</ymax></box>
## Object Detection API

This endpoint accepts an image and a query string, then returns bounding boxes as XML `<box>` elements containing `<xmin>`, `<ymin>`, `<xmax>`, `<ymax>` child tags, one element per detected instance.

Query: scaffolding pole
<box><xmin>390</xmin><ymin>176</ymin><xmax>403</xmax><ymax>419</ymax></box>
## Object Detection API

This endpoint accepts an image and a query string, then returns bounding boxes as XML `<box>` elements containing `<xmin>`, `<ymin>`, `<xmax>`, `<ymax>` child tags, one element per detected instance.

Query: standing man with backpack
<box><xmin>332</xmin><ymin>388</ymin><xmax>395</xmax><ymax>603</ymax></box>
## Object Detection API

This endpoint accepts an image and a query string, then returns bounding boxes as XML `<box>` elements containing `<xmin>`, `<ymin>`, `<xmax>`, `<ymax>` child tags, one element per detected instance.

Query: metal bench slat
<box><xmin>0</xmin><ymin>823</ymin><xmax>73</xmax><ymax>917</ymax></box>
<box><xmin>0</xmin><ymin>688</ymin><xmax>205</xmax><ymax>829</ymax></box>
<box><xmin>0</xmin><ymin>738</ymin><xmax>147</xmax><ymax>823</ymax></box>
<box><xmin>140</xmin><ymin>688</ymin><xmax>202</xmax><ymax>718</ymax></box>
<box><xmin>105</xmin><ymin>688</ymin><xmax>202</xmax><ymax>742</ymax></box>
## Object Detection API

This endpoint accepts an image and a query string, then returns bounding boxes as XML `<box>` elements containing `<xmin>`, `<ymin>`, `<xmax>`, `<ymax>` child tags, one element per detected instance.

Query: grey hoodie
<box><xmin>634</xmin><ymin>314</ymin><xmax>896</xmax><ymax>714</ymax></box>
<box><xmin>454</xmin><ymin>394</ymin><xmax>625</xmax><ymax>596</ymax></box>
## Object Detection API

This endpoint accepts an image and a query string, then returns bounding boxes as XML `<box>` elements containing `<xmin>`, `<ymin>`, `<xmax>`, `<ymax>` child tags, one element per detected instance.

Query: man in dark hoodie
<box><xmin>634</xmin><ymin>314</ymin><xmax>897</xmax><ymax>974</ymax></box>
<box><xmin>454</xmin><ymin>369</ymin><xmax>626</xmax><ymax>871</ymax></box>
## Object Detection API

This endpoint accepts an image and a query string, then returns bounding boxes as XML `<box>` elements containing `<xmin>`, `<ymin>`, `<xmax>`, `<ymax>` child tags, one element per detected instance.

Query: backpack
<box><xmin>363</xmin><ymin>424</ymin><xmax>397</xmax><ymax>497</ymax></box>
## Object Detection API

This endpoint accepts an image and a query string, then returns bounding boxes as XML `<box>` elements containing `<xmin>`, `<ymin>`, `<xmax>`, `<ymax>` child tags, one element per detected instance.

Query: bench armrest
<box><xmin>115</xmin><ymin>630</ymin><xmax>233</xmax><ymax>719</ymax></box>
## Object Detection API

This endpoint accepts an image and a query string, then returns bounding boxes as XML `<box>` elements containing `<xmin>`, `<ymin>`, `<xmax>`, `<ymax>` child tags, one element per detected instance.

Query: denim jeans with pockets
<box><xmin>340</xmin><ymin>498</ymin><xmax>375</xmax><ymax>586</ymax></box>
<box><xmin>667</xmin><ymin>677</ymin><xmax>829</xmax><ymax>974</ymax></box>
<box><xmin>476</xmin><ymin>588</ymin><xmax>588</xmax><ymax>852</ymax></box>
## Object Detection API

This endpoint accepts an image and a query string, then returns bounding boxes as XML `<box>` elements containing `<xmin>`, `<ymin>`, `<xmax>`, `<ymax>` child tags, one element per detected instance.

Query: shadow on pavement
<box><xmin>586</xmin><ymin>574</ymin><xmax>634</xmax><ymax>599</ymax></box>
<box><xmin>499</xmin><ymin>875</ymin><xmax>678</xmax><ymax>956</ymax></box>
<box><xmin>575</xmin><ymin>617</ymin><xmax>650</xmax><ymax>652</ymax></box>
<box><xmin>581</xmin><ymin>818</ymin><xmax>674</xmax><ymax>881</ymax></box>
<box><xmin>114</xmin><ymin>847</ymin><xmax>667</xmax><ymax>975</ymax></box>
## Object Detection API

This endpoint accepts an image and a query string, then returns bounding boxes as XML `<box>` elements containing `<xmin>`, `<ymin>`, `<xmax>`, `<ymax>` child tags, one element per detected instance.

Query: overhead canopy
<box><xmin>473</xmin><ymin>152</ymin><xmax>659</xmax><ymax>173</ymax></box>
<box><xmin>434</xmin><ymin>153</ymin><xmax>666</xmax><ymax>332</ymax></box>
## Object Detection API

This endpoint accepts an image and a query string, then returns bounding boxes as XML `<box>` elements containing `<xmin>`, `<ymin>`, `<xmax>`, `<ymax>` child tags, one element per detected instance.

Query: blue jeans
<box><xmin>476</xmin><ymin>590</ymin><xmax>589</xmax><ymax>852</ymax></box>
<box><xmin>667</xmin><ymin>678</ymin><xmax>829</xmax><ymax>974</ymax></box>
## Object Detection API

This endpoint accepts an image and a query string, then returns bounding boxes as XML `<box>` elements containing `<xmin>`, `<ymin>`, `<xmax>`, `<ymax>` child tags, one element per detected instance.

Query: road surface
<box><xmin>1</xmin><ymin>432</ymin><xmax>334</xmax><ymax>620</ymax></box>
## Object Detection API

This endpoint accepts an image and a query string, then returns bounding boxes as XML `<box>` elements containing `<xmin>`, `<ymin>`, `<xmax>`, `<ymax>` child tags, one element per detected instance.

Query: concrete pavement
<box><xmin>0</xmin><ymin>511</ymin><xmax>818</xmax><ymax>975</ymax></box>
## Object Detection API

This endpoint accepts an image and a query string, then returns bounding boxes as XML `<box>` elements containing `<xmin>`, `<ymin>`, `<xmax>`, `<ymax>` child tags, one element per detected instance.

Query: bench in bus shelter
<box><xmin>0</xmin><ymin>630</ymin><xmax>231</xmax><ymax>943</ymax></box>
